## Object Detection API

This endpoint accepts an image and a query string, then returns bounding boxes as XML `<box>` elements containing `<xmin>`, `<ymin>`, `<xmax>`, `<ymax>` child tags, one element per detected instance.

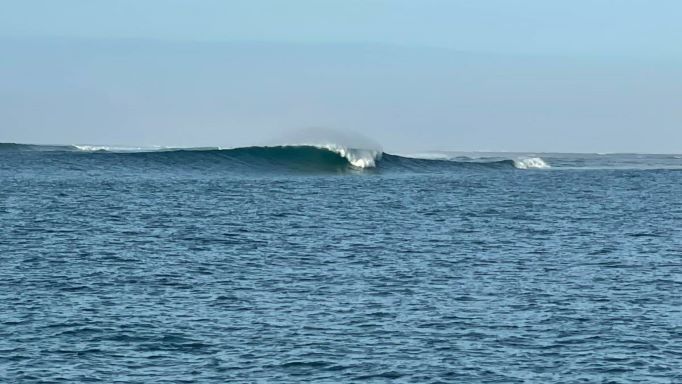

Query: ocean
<box><xmin>1</xmin><ymin>143</ymin><xmax>681</xmax><ymax>383</ymax></box>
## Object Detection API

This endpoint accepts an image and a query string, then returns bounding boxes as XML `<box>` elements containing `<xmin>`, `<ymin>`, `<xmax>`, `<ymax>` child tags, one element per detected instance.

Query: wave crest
<box><xmin>398</xmin><ymin>152</ymin><xmax>550</xmax><ymax>170</ymax></box>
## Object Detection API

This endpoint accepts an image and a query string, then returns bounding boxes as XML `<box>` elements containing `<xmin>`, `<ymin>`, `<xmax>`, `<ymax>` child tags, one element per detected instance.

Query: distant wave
<box><xmin>400</xmin><ymin>152</ymin><xmax>551</xmax><ymax>170</ymax></box>
<box><xmin>0</xmin><ymin>143</ymin><xmax>80</xmax><ymax>152</ymax></box>
<box><xmin>67</xmin><ymin>143</ymin><xmax>380</xmax><ymax>167</ymax></box>
<box><xmin>0</xmin><ymin>142</ymin><xmax>549</xmax><ymax>172</ymax></box>
<box><xmin>512</xmin><ymin>157</ymin><xmax>551</xmax><ymax>169</ymax></box>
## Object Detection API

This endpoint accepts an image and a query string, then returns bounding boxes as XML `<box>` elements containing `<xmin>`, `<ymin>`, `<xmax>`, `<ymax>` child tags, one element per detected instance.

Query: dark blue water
<box><xmin>1</xmin><ymin>145</ymin><xmax>681</xmax><ymax>383</ymax></box>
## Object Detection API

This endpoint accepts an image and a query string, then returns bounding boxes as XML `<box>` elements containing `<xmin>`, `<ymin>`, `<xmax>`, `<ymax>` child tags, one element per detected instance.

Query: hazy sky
<box><xmin>1</xmin><ymin>1</ymin><xmax>681</xmax><ymax>152</ymax></box>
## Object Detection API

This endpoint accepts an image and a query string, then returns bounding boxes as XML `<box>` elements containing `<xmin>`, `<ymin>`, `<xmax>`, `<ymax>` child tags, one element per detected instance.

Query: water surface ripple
<box><xmin>1</xmin><ymin>151</ymin><xmax>681</xmax><ymax>383</ymax></box>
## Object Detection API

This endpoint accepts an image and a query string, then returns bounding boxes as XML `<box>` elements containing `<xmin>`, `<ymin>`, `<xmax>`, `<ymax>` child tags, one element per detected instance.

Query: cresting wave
<box><xmin>0</xmin><ymin>142</ymin><xmax>548</xmax><ymax>171</ymax></box>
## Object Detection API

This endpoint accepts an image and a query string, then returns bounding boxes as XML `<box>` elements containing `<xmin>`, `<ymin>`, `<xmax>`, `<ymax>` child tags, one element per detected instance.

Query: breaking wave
<box><xmin>513</xmin><ymin>157</ymin><xmax>551</xmax><ymax>169</ymax></box>
<box><xmin>317</xmin><ymin>144</ymin><xmax>382</xmax><ymax>168</ymax></box>
<box><xmin>0</xmin><ymin>142</ymin><xmax>549</xmax><ymax>172</ymax></box>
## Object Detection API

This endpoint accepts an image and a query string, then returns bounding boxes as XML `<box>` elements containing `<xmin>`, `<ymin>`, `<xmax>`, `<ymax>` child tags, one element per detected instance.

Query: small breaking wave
<box><xmin>399</xmin><ymin>152</ymin><xmax>550</xmax><ymax>170</ymax></box>
<box><xmin>513</xmin><ymin>157</ymin><xmax>551</xmax><ymax>169</ymax></box>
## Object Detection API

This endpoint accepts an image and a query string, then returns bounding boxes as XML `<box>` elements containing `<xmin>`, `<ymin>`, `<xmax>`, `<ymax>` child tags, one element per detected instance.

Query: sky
<box><xmin>1</xmin><ymin>0</ymin><xmax>681</xmax><ymax>152</ymax></box>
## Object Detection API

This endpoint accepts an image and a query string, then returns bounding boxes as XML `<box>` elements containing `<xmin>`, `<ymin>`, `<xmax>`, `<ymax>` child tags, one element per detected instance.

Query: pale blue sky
<box><xmin>2</xmin><ymin>0</ymin><xmax>681</xmax><ymax>58</ymax></box>
<box><xmin>1</xmin><ymin>1</ymin><xmax>681</xmax><ymax>152</ymax></box>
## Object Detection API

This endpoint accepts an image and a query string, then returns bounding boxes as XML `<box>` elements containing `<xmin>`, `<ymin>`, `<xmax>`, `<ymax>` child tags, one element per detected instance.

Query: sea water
<box><xmin>1</xmin><ymin>144</ymin><xmax>681</xmax><ymax>383</ymax></box>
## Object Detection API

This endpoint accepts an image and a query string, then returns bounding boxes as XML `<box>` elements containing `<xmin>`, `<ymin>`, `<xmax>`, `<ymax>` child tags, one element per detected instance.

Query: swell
<box><xmin>0</xmin><ymin>143</ymin><xmax>538</xmax><ymax>172</ymax></box>
<box><xmin>0</xmin><ymin>143</ymin><xmax>80</xmax><ymax>152</ymax></box>
<box><xmin>112</xmin><ymin>148</ymin><xmax>521</xmax><ymax>172</ymax></box>
<box><xmin>380</xmin><ymin>153</ymin><xmax>518</xmax><ymax>171</ymax></box>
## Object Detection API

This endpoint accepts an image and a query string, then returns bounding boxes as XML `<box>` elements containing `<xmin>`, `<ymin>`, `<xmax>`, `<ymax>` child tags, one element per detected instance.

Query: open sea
<box><xmin>1</xmin><ymin>143</ymin><xmax>681</xmax><ymax>383</ymax></box>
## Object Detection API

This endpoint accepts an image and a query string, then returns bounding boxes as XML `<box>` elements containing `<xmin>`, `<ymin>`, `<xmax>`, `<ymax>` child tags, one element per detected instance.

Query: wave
<box><xmin>68</xmin><ymin>143</ymin><xmax>380</xmax><ymax>167</ymax></box>
<box><xmin>400</xmin><ymin>152</ymin><xmax>551</xmax><ymax>170</ymax></box>
<box><xmin>0</xmin><ymin>143</ymin><xmax>80</xmax><ymax>152</ymax></box>
<box><xmin>0</xmin><ymin>142</ymin><xmax>549</xmax><ymax>172</ymax></box>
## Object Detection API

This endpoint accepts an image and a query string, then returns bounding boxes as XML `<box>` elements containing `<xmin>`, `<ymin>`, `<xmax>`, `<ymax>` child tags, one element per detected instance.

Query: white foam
<box><xmin>318</xmin><ymin>144</ymin><xmax>382</xmax><ymax>168</ymax></box>
<box><xmin>513</xmin><ymin>157</ymin><xmax>551</xmax><ymax>169</ymax></box>
<box><xmin>74</xmin><ymin>145</ymin><xmax>108</xmax><ymax>151</ymax></box>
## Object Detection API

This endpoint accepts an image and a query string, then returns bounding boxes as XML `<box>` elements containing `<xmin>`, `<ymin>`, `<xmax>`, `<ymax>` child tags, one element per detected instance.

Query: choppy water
<box><xmin>1</xmin><ymin>144</ymin><xmax>681</xmax><ymax>383</ymax></box>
